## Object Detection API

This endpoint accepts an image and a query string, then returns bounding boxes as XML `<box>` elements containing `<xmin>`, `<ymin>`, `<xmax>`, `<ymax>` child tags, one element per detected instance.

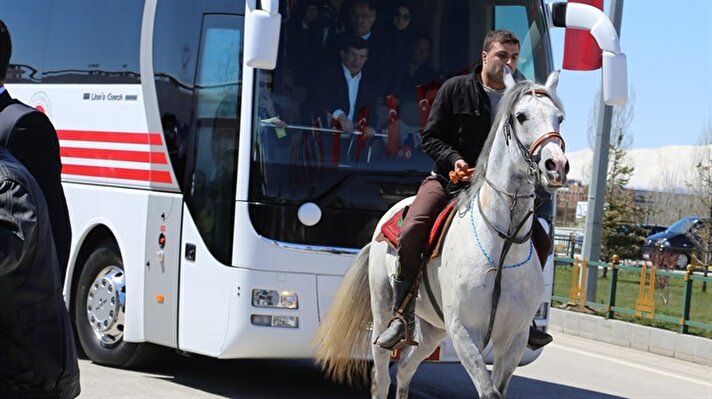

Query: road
<box><xmin>78</xmin><ymin>331</ymin><xmax>711</xmax><ymax>398</ymax></box>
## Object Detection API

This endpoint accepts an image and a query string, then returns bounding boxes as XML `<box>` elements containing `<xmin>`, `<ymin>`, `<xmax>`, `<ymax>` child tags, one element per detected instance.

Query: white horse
<box><xmin>313</xmin><ymin>69</ymin><xmax>568</xmax><ymax>399</ymax></box>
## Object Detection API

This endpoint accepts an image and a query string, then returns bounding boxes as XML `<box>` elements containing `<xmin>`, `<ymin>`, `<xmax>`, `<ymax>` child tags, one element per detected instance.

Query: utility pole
<box><xmin>583</xmin><ymin>0</ymin><xmax>624</xmax><ymax>302</ymax></box>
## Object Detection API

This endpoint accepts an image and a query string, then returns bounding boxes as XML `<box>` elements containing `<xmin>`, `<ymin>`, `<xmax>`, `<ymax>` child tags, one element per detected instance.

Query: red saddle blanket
<box><xmin>379</xmin><ymin>201</ymin><xmax>457</xmax><ymax>257</ymax></box>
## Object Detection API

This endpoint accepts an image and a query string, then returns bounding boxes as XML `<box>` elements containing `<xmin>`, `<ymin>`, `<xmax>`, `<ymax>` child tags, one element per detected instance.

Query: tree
<box><xmin>688</xmin><ymin>122</ymin><xmax>712</xmax><ymax>291</ymax></box>
<box><xmin>587</xmin><ymin>90</ymin><xmax>644</xmax><ymax>261</ymax></box>
<box><xmin>600</xmin><ymin>130</ymin><xmax>646</xmax><ymax>262</ymax></box>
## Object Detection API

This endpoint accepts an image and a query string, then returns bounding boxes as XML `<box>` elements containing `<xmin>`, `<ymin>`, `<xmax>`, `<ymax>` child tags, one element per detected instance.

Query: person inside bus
<box><xmin>389</xmin><ymin>34</ymin><xmax>439</xmax><ymax>109</ymax></box>
<box><xmin>374</xmin><ymin>30</ymin><xmax>554</xmax><ymax>351</ymax></box>
<box><xmin>0</xmin><ymin>19</ymin><xmax>72</xmax><ymax>284</ymax></box>
<box><xmin>384</xmin><ymin>2</ymin><xmax>415</xmax><ymax>74</ymax></box>
<box><xmin>325</xmin><ymin>0</ymin><xmax>391</xmax><ymax>86</ymax></box>
<box><xmin>257</xmin><ymin>71</ymin><xmax>292</xmax><ymax>162</ymax></box>
<box><xmin>310</xmin><ymin>36</ymin><xmax>384</xmax><ymax>162</ymax></box>
<box><xmin>289</xmin><ymin>0</ymin><xmax>347</xmax><ymax>83</ymax></box>
<box><xmin>0</xmin><ymin>148</ymin><xmax>81</xmax><ymax>398</ymax></box>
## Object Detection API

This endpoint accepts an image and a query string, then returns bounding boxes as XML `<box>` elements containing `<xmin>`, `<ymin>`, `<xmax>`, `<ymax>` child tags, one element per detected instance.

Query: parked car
<box><xmin>642</xmin><ymin>216</ymin><xmax>704</xmax><ymax>269</ymax></box>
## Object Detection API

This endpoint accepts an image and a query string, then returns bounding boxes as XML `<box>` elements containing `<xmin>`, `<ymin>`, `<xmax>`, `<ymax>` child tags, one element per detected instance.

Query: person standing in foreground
<box><xmin>375</xmin><ymin>30</ymin><xmax>554</xmax><ymax>350</ymax></box>
<box><xmin>0</xmin><ymin>147</ymin><xmax>81</xmax><ymax>398</ymax></box>
<box><xmin>0</xmin><ymin>19</ymin><xmax>72</xmax><ymax>282</ymax></box>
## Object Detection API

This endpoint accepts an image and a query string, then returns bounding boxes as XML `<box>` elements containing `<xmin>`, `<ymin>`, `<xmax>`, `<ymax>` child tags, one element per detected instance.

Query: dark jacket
<box><xmin>0</xmin><ymin>149</ymin><xmax>80</xmax><ymax>399</ymax></box>
<box><xmin>420</xmin><ymin>65</ymin><xmax>493</xmax><ymax>178</ymax></box>
<box><xmin>310</xmin><ymin>63</ymin><xmax>381</xmax><ymax>128</ymax></box>
<box><xmin>0</xmin><ymin>90</ymin><xmax>72</xmax><ymax>282</ymax></box>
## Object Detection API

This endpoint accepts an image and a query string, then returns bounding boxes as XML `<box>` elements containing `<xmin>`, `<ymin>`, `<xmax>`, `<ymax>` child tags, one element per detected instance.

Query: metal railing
<box><xmin>552</xmin><ymin>255</ymin><xmax>712</xmax><ymax>335</ymax></box>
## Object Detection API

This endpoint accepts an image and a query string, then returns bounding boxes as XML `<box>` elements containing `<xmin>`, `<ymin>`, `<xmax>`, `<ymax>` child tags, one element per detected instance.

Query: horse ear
<box><xmin>503</xmin><ymin>65</ymin><xmax>516</xmax><ymax>90</ymax></box>
<box><xmin>544</xmin><ymin>70</ymin><xmax>560</xmax><ymax>93</ymax></box>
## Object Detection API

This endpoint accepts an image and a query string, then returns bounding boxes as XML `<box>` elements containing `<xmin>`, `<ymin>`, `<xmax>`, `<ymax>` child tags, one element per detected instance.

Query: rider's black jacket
<box><xmin>421</xmin><ymin>64</ymin><xmax>494</xmax><ymax>178</ymax></box>
<box><xmin>0</xmin><ymin>149</ymin><xmax>80</xmax><ymax>399</ymax></box>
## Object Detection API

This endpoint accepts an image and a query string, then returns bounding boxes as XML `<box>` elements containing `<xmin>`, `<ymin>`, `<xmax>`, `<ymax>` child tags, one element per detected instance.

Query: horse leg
<box><xmin>449</xmin><ymin>320</ymin><xmax>500</xmax><ymax>399</ymax></box>
<box><xmin>370</xmin><ymin>344</ymin><xmax>392</xmax><ymax>399</ymax></box>
<box><xmin>491</xmin><ymin>326</ymin><xmax>529</xmax><ymax>398</ymax></box>
<box><xmin>394</xmin><ymin>319</ymin><xmax>446</xmax><ymax>399</ymax></box>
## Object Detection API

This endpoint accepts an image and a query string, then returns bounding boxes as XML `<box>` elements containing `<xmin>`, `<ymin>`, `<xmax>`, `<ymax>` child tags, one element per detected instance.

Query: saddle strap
<box><xmin>422</xmin><ymin>256</ymin><xmax>444</xmax><ymax>321</ymax></box>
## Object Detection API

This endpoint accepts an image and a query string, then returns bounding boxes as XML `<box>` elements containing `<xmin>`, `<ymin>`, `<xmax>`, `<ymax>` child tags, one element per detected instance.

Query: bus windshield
<box><xmin>248</xmin><ymin>0</ymin><xmax>552</xmax><ymax>248</ymax></box>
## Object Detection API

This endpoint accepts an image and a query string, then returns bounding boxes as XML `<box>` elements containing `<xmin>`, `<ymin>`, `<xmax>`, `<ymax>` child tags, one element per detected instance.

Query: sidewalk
<box><xmin>549</xmin><ymin>308</ymin><xmax>712</xmax><ymax>366</ymax></box>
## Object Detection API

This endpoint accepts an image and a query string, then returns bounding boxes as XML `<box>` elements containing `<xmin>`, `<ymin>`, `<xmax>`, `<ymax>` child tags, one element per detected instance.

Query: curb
<box><xmin>549</xmin><ymin>308</ymin><xmax>712</xmax><ymax>366</ymax></box>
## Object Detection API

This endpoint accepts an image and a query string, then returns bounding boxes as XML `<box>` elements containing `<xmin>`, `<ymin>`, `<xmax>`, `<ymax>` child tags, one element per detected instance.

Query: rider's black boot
<box><xmin>375</xmin><ymin>277</ymin><xmax>418</xmax><ymax>350</ymax></box>
<box><xmin>527</xmin><ymin>325</ymin><xmax>553</xmax><ymax>350</ymax></box>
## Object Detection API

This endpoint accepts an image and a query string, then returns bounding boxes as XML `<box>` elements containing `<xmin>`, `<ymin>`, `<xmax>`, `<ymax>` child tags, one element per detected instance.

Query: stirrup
<box><xmin>375</xmin><ymin>313</ymin><xmax>419</xmax><ymax>350</ymax></box>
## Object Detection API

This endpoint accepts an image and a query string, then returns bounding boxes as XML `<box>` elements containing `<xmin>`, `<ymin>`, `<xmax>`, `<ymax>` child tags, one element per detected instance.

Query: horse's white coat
<box><xmin>367</xmin><ymin>69</ymin><xmax>568</xmax><ymax>399</ymax></box>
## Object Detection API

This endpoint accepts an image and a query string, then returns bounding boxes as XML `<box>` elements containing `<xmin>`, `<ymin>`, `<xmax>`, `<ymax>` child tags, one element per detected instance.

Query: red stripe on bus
<box><xmin>62</xmin><ymin>165</ymin><xmax>173</xmax><ymax>184</ymax></box>
<box><xmin>60</xmin><ymin>147</ymin><xmax>168</xmax><ymax>164</ymax></box>
<box><xmin>57</xmin><ymin>130</ymin><xmax>163</xmax><ymax>145</ymax></box>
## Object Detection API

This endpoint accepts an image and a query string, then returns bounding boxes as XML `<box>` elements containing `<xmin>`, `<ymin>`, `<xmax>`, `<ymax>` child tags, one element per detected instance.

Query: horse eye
<box><xmin>516</xmin><ymin>113</ymin><xmax>527</xmax><ymax>124</ymax></box>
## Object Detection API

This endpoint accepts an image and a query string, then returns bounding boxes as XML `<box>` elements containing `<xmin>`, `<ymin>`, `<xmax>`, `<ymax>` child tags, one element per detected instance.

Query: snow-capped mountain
<box><xmin>566</xmin><ymin>145</ymin><xmax>711</xmax><ymax>193</ymax></box>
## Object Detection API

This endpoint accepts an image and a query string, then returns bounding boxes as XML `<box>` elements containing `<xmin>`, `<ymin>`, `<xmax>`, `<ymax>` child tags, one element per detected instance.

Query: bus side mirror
<box><xmin>549</xmin><ymin>2</ymin><xmax>628</xmax><ymax>106</ymax></box>
<box><xmin>245</xmin><ymin>0</ymin><xmax>281</xmax><ymax>70</ymax></box>
<box><xmin>602</xmin><ymin>51</ymin><xmax>627</xmax><ymax>106</ymax></box>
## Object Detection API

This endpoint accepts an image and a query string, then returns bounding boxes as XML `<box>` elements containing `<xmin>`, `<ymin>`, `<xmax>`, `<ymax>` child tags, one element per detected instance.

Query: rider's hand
<box><xmin>453</xmin><ymin>159</ymin><xmax>473</xmax><ymax>182</ymax></box>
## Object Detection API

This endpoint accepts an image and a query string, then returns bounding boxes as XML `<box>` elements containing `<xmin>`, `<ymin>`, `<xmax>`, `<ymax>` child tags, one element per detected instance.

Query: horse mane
<box><xmin>457</xmin><ymin>79</ymin><xmax>564</xmax><ymax>209</ymax></box>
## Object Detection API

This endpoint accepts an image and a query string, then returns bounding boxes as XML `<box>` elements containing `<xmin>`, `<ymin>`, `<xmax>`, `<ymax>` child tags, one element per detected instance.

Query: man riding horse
<box><xmin>375</xmin><ymin>30</ymin><xmax>554</xmax><ymax>350</ymax></box>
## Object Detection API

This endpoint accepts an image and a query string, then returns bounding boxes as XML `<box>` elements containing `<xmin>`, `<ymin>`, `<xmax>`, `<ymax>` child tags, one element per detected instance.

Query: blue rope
<box><xmin>469</xmin><ymin>196</ymin><xmax>533</xmax><ymax>269</ymax></box>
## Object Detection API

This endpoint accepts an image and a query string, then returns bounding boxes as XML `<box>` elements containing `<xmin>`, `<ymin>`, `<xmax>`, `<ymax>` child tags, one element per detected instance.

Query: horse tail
<box><xmin>313</xmin><ymin>243</ymin><xmax>373</xmax><ymax>385</ymax></box>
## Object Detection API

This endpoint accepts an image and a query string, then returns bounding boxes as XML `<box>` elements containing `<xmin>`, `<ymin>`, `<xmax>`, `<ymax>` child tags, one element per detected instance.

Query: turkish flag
<box><xmin>562</xmin><ymin>0</ymin><xmax>603</xmax><ymax>71</ymax></box>
<box><xmin>385</xmin><ymin>95</ymin><xmax>400</xmax><ymax>158</ymax></box>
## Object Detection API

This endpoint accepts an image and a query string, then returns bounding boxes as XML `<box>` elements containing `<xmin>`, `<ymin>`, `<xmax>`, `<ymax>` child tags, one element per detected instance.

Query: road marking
<box><xmin>551</xmin><ymin>342</ymin><xmax>712</xmax><ymax>387</ymax></box>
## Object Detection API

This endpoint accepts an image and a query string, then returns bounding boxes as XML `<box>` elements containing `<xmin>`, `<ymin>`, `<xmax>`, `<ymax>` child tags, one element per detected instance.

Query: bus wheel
<box><xmin>74</xmin><ymin>241</ymin><xmax>153</xmax><ymax>368</ymax></box>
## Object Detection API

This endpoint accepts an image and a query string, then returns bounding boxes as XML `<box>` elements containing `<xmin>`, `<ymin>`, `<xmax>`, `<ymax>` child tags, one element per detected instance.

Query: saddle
<box><xmin>377</xmin><ymin>201</ymin><xmax>457</xmax><ymax>259</ymax></box>
<box><xmin>376</xmin><ymin>201</ymin><xmax>552</xmax><ymax>267</ymax></box>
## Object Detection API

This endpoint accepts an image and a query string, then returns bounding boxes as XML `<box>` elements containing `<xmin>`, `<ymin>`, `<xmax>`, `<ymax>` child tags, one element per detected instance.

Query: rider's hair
<box><xmin>0</xmin><ymin>19</ymin><xmax>11</xmax><ymax>82</ymax></box>
<box><xmin>482</xmin><ymin>30</ymin><xmax>519</xmax><ymax>52</ymax></box>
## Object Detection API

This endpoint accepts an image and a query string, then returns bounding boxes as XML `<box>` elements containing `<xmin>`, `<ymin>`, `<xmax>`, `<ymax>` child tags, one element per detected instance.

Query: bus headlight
<box><xmin>252</xmin><ymin>289</ymin><xmax>299</xmax><ymax>309</ymax></box>
<box><xmin>250</xmin><ymin>314</ymin><xmax>299</xmax><ymax>328</ymax></box>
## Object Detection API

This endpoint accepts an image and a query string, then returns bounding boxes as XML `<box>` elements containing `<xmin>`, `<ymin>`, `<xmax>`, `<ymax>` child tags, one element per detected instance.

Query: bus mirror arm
<box><xmin>245</xmin><ymin>0</ymin><xmax>282</xmax><ymax>70</ymax></box>
<box><xmin>548</xmin><ymin>2</ymin><xmax>628</xmax><ymax>106</ymax></box>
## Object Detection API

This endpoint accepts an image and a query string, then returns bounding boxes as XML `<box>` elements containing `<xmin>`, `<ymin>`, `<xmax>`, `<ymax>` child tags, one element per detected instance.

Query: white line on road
<box><xmin>551</xmin><ymin>342</ymin><xmax>712</xmax><ymax>387</ymax></box>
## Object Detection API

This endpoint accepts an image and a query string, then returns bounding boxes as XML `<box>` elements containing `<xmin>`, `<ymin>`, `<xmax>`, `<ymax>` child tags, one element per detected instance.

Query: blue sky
<box><xmin>547</xmin><ymin>0</ymin><xmax>712</xmax><ymax>152</ymax></box>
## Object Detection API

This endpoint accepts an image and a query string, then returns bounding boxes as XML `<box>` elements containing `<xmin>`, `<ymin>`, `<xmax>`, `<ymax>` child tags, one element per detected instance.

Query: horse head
<box><xmin>502</xmin><ymin>67</ymin><xmax>569</xmax><ymax>193</ymax></box>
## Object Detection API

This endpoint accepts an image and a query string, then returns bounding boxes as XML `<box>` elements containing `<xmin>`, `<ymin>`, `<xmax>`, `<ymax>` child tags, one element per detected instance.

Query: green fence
<box><xmin>552</xmin><ymin>256</ymin><xmax>712</xmax><ymax>338</ymax></box>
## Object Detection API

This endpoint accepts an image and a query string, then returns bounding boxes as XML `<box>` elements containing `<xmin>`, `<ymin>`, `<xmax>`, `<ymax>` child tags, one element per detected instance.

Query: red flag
<box><xmin>330</xmin><ymin>118</ymin><xmax>341</xmax><ymax>167</ymax></box>
<box><xmin>353</xmin><ymin>106</ymin><xmax>370</xmax><ymax>162</ymax></box>
<box><xmin>385</xmin><ymin>95</ymin><xmax>400</xmax><ymax>158</ymax></box>
<box><xmin>416</xmin><ymin>82</ymin><xmax>440</xmax><ymax>131</ymax></box>
<box><xmin>562</xmin><ymin>0</ymin><xmax>603</xmax><ymax>71</ymax></box>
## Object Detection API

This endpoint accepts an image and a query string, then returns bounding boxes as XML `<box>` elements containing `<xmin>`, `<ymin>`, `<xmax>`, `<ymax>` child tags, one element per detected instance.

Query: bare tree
<box><xmin>688</xmin><ymin>121</ymin><xmax>712</xmax><ymax>290</ymax></box>
<box><xmin>586</xmin><ymin>90</ymin><xmax>644</xmax><ymax>263</ymax></box>
<box><xmin>587</xmin><ymin>89</ymin><xmax>636</xmax><ymax>149</ymax></box>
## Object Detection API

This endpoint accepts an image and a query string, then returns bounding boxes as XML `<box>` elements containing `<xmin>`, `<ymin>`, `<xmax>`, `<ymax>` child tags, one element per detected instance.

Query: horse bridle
<box><xmin>507</xmin><ymin>89</ymin><xmax>566</xmax><ymax>175</ymax></box>
<box><xmin>477</xmin><ymin>86</ymin><xmax>567</xmax><ymax>349</ymax></box>
<box><xmin>479</xmin><ymin>88</ymin><xmax>566</xmax><ymax>241</ymax></box>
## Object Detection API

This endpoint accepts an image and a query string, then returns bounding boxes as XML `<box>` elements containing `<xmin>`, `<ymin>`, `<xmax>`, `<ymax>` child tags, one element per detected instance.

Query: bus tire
<box><xmin>74</xmin><ymin>241</ymin><xmax>155</xmax><ymax>368</ymax></box>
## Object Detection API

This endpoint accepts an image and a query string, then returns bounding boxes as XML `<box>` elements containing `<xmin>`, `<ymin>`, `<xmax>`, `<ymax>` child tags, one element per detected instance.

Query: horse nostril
<box><xmin>564</xmin><ymin>161</ymin><xmax>570</xmax><ymax>174</ymax></box>
<box><xmin>545</xmin><ymin>159</ymin><xmax>556</xmax><ymax>171</ymax></box>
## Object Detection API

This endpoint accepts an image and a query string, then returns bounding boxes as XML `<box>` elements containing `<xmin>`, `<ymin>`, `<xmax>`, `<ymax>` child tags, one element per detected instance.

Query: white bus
<box><xmin>2</xmin><ymin>0</ymin><xmax>624</xmax><ymax>367</ymax></box>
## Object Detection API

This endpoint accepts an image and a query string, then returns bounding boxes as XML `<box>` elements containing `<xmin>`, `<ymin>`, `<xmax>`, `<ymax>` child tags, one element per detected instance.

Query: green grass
<box><xmin>552</xmin><ymin>264</ymin><xmax>712</xmax><ymax>339</ymax></box>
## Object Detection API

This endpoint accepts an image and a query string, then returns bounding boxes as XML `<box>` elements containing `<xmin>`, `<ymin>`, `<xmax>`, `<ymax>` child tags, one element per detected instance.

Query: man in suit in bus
<box><xmin>0</xmin><ymin>19</ymin><xmax>72</xmax><ymax>283</ymax></box>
